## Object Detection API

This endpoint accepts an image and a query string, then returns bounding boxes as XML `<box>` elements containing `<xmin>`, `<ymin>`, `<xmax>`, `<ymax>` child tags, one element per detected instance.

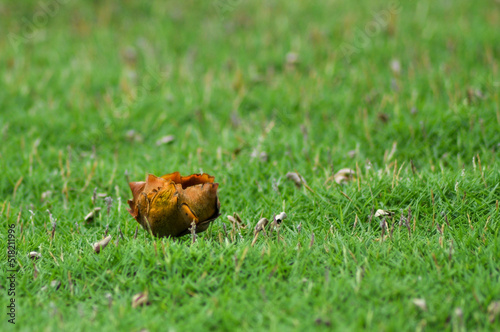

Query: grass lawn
<box><xmin>1</xmin><ymin>0</ymin><xmax>499</xmax><ymax>330</ymax></box>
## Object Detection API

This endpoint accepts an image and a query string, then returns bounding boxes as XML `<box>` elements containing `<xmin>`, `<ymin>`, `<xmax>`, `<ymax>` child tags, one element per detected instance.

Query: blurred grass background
<box><xmin>0</xmin><ymin>0</ymin><xmax>499</xmax><ymax>331</ymax></box>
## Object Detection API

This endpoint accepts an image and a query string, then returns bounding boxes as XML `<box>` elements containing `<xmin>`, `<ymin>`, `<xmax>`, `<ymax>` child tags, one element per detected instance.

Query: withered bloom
<box><xmin>128</xmin><ymin>172</ymin><xmax>220</xmax><ymax>238</ymax></box>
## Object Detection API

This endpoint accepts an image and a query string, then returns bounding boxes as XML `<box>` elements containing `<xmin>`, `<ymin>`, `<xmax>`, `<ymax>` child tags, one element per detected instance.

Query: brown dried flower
<box><xmin>128</xmin><ymin>172</ymin><xmax>220</xmax><ymax>238</ymax></box>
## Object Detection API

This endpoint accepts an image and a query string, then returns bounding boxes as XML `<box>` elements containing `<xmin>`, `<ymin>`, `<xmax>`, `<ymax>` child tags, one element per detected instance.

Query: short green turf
<box><xmin>1</xmin><ymin>0</ymin><xmax>499</xmax><ymax>331</ymax></box>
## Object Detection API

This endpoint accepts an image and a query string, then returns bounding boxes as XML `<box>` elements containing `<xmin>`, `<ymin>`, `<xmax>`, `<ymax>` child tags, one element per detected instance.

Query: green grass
<box><xmin>1</xmin><ymin>0</ymin><xmax>499</xmax><ymax>330</ymax></box>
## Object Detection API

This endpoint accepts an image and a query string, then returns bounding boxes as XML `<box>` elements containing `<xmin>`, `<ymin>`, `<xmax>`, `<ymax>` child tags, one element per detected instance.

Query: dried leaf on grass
<box><xmin>128</xmin><ymin>172</ymin><xmax>220</xmax><ymax>238</ymax></box>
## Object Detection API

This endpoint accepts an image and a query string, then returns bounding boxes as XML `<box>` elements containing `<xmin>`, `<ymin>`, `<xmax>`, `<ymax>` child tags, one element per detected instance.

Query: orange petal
<box><xmin>128</xmin><ymin>181</ymin><xmax>146</xmax><ymax>217</ymax></box>
<box><xmin>178</xmin><ymin>173</ymin><xmax>215</xmax><ymax>188</ymax></box>
<box><xmin>179</xmin><ymin>183</ymin><xmax>219</xmax><ymax>223</ymax></box>
<box><xmin>161</xmin><ymin>172</ymin><xmax>214</xmax><ymax>188</ymax></box>
<box><xmin>161</xmin><ymin>171</ymin><xmax>182</xmax><ymax>183</ymax></box>
<box><xmin>144</xmin><ymin>173</ymin><xmax>168</xmax><ymax>193</ymax></box>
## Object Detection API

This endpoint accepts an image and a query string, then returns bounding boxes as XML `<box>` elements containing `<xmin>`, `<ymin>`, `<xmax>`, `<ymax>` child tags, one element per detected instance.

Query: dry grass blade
<box><xmin>118</xmin><ymin>226</ymin><xmax>125</xmax><ymax>239</ymax></box>
<box><xmin>380</xmin><ymin>217</ymin><xmax>387</xmax><ymax>241</ymax></box>
<box><xmin>33</xmin><ymin>261</ymin><xmax>38</xmax><ymax>280</ymax></box>
<box><xmin>189</xmin><ymin>220</ymin><xmax>197</xmax><ymax>243</ymax></box>
<box><xmin>105</xmin><ymin>196</ymin><xmax>113</xmax><ymax>216</ymax></box>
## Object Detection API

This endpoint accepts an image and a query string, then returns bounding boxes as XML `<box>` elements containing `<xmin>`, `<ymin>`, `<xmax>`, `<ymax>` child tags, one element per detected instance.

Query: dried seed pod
<box><xmin>84</xmin><ymin>207</ymin><xmax>101</xmax><ymax>223</ymax></box>
<box><xmin>390</xmin><ymin>59</ymin><xmax>401</xmax><ymax>75</ymax></box>
<box><xmin>50</xmin><ymin>280</ymin><xmax>61</xmax><ymax>290</ymax></box>
<box><xmin>271</xmin><ymin>212</ymin><xmax>288</xmax><ymax>230</ymax></box>
<box><xmin>125</xmin><ymin>130</ymin><xmax>143</xmax><ymax>142</ymax></box>
<box><xmin>286</xmin><ymin>172</ymin><xmax>305</xmax><ymax>188</ymax></box>
<box><xmin>41</xmin><ymin>191</ymin><xmax>52</xmax><ymax>202</ymax></box>
<box><xmin>155</xmin><ymin>135</ymin><xmax>175</xmax><ymax>146</ymax></box>
<box><xmin>131</xmin><ymin>291</ymin><xmax>149</xmax><ymax>308</ymax></box>
<box><xmin>233</xmin><ymin>212</ymin><xmax>246</xmax><ymax>229</ymax></box>
<box><xmin>252</xmin><ymin>218</ymin><xmax>269</xmax><ymax>246</ymax></box>
<box><xmin>374</xmin><ymin>209</ymin><xmax>394</xmax><ymax>218</ymax></box>
<box><xmin>28</xmin><ymin>251</ymin><xmax>41</xmax><ymax>260</ymax></box>
<box><xmin>412</xmin><ymin>298</ymin><xmax>427</xmax><ymax>311</ymax></box>
<box><xmin>275</xmin><ymin>212</ymin><xmax>287</xmax><ymax>224</ymax></box>
<box><xmin>227</xmin><ymin>215</ymin><xmax>237</xmax><ymax>226</ymax></box>
<box><xmin>255</xmin><ymin>218</ymin><xmax>269</xmax><ymax>234</ymax></box>
<box><xmin>93</xmin><ymin>236</ymin><xmax>112</xmax><ymax>254</ymax></box>
<box><xmin>333</xmin><ymin>168</ymin><xmax>355</xmax><ymax>184</ymax></box>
